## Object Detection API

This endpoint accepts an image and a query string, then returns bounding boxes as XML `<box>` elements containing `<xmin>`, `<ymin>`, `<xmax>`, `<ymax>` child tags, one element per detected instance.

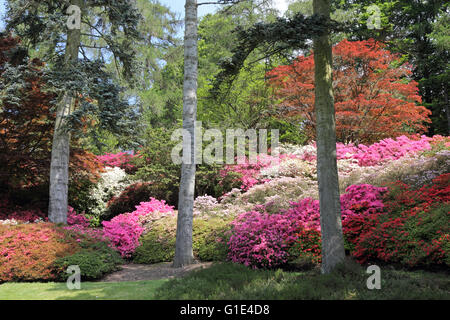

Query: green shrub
<box><xmin>193</xmin><ymin>217</ymin><xmax>232</xmax><ymax>261</ymax></box>
<box><xmin>54</xmin><ymin>241</ymin><xmax>123</xmax><ymax>281</ymax></box>
<box><xmin>133</xmin><ymin>216</ymin><xmax>232</xmax><ymax>264</ymax></box>
<box><xmin>105</xmin><ymin>182</ymin><xmax>171</xmax><ymax>220</ymax></box>
<box><xmin>133</xmin><ymin>217</ymin><xmax>177</xmax><ymax>264</ymax></box>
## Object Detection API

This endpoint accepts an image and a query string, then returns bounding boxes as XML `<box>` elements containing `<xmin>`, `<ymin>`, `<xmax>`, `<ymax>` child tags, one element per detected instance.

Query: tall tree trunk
<box><xmin>313</xmin><ymin>0</ymin><xmax>345</xmax><ymax>274</ymax></box>
<box><xmin>173</xmin><ymin>0</ymin><xmax>197</xmax><ymax>267</ymax></box>
<box><xmin>48</xmin><ymin>0</ymin><xmax>82</xmax><ymax>223</ymax></box>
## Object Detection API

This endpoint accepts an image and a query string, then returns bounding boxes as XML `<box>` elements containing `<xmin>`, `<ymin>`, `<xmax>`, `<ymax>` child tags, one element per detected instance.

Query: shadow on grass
<box><xmin>153</xmin><ymin>261</ymin><xmax>450</xmax><ymax>300</ymax></box>
<box><xmin>1</xmin><ymin>261</ymin><xmax>448</xmax><ymax>300</ymax></box>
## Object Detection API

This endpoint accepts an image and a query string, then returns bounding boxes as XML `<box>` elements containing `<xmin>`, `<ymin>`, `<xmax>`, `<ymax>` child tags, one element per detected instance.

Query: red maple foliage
<box><xmin>0</xmin><ymin>35</ymin><xmax>103</xmax><ymax>210</ymax></box>
<box><xmin>267</xmin><ymin>39</ymin><xmax>432</xmax><ymax>144</ymax></box>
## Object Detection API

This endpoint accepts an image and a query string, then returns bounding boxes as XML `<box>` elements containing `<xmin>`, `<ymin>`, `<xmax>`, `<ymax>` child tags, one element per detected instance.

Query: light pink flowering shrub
<box><xmin>219</xmin><ymin>154</ymin><xmax>277</xmax><ymax>191</ymax></box>
<box><xmin>347</xmin><ymin>135</ymin><xmax>432</xmax><ymax>166</ymax></box>
<box><xmin>102</xmin><ymin>198</ymin><xmax>174</xmax><ymax>257</ymax></box>
<box><xmin>292</xmin><ymin>135</ymin><xmax>432</xmax><ymax>167</ymax></box>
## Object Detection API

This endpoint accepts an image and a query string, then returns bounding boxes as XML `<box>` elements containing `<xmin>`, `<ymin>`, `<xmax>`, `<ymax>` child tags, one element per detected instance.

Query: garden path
<box><xmin>101</xmin><ymin>262</ymin><xmax>213</xmax><ymax>282</ymax></box>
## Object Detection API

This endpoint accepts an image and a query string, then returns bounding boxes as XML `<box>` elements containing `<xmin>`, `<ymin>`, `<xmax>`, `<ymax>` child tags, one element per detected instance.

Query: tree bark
<box><xmin>313</xmin><ymin>0</ymin><xmax>346</xmax><ymax>274</ymax></box>
<box><xmin>173</xmin><ymin>0</ymin><xmax>198</xmax><ymax>267</ymax></box>
<box><xmin>48</xmin><ymin>0</ymin><xmax>83</xmax><ymax>224</ymax></box>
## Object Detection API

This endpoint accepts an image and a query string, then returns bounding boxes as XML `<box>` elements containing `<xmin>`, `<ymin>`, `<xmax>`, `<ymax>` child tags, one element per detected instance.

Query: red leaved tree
<box><xmin>267</xmin><ymin>39</ymin><xmax>432</xmax><ymax>144</ymax></box>
<box><xmin>0</xmin><ymin>35</ymin><xmax>103</xmax><ymax>211</ymax></box>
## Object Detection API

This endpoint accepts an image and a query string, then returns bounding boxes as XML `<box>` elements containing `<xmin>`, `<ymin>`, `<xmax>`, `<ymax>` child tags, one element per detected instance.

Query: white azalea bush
<box><xmin>85</xmin><ymin>166</ymin><xmax>132</xmax><ymax>223</ymax></box>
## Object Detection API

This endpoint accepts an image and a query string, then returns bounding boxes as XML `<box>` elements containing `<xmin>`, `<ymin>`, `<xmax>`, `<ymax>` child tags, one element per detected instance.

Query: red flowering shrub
<box><xmin>0</xmin><ymin>223</ymin><xmax>82</xmax><ymax>282</ymax></box>
<box><xmin>289</xmin><ymin>228</ymin><xmax>322</xmax><ymax>265</ymax></box>
<box><xmin>344</xmin><ymin>174</ymin><xmax>450</xmax><ymax>268</ymax></box>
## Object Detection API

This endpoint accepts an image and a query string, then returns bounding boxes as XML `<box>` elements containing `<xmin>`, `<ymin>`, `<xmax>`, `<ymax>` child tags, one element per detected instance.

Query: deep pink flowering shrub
<box><xmin>228</xmin><ymin>184</ymin><xmax>388</xmax><ymax>268</ymax></box>
<box><xmin>228</xmin><ymin>210</ymin><xmax>304</xmax><ymax>268</ymax></box>
<box><xmin>96</xmin><ymin>152</ymin><xmax>137</xmax><ymax>173</ymax></box>
<box><xmin>102</xmin><ymin>198</ymin><xmax>174</xmax><ymax>257</ymax></box>
<box><xmin>286</xmin><ymin>184</ymin><xmax>388</xmax><ymax>232</ymax></box>
<box><xmin>67</xmin><ymin>206</ymin><xmax>90</xmax><ymax>227</ymax></box>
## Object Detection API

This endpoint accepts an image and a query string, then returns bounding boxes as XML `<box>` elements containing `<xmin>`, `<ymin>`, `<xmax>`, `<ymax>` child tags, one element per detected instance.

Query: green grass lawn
<box><xmin>1</xmin><ymin>262</ymin><xmax>449</xmax><ymax>300</ymax></box>
<box><xmin>0</xmin><ymin>279</ymin><xmax>168</xmax><ymax>300</ymax></box>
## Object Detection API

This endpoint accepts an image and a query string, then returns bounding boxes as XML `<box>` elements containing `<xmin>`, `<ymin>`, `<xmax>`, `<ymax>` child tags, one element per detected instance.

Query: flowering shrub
<box><xmin>0</xmin><ymin>209</ymin><xmax>46</xmax><ymax>223</ymax></box>
<box><xmin>102</xmin><ymin>198</ymin><xmax>174</xmax><ymax>257</ymax></box>
<box><xmin>194</xmin><ymin>195</ymin><xmax>219</xmax><ymax>215</ymax></box>
<box><xmin>228</xmin><ymin>184</ymin><xmax>388</xmax><ymax>268</ymax></box>
<box><xmin>0</xmin><ymin>223</ymin><xmax>81</xmax><ymax>282</ymax></box>
<box><xmin>0</xmin><ymin>197</ymin><xmax>46</xmax><ymax>222</ymax></box>
<box><xmin>279</xmin><ymin>135</ymin><xmax>433</xmax><ymax>167</ymax></box>
<box><xmin>219</xmin><ymin>154</ymin><xmax>276</xmax><ymax>191</ymax></box>
<box><xmin>288</xmin><ymin>228</ymin><xmax>322</xmax><ymax>265</ymax></box>
<box><xmin>286</xmin><ymin>184</ymin><xmax>388</xmax><ymax>232</ymax></box>
<box><xmin>347</xmin><ymin>135</ymin><xmax>432</xmax><ymax>166</ymax></box>
<box><xmin>344</xmin><ymin>174</ymin><xmax>450</xmax><ymax>267</ymax></box>
<box><xmin>84</xmin><ymin>166</ymin><xmax>131</xmax><ymax>222</ymax></box>
<box><xmin>259</xmin><ymin>156</ymin><xmax>316</xmax><ymax>180</ymax></box>
<box><xmin>64</xmin><ymin>207</ymin><xmax>105</xmax><ymax>242</ymax></box>
<box><xmin>227</xmin><ymin>210</ymin><xmax>304</xmax><ymax>268</ymax></box>
<box><xmin>96</xmin><ymin>152</ymin><xmax>137</xmax><ymax>174</ymax></box>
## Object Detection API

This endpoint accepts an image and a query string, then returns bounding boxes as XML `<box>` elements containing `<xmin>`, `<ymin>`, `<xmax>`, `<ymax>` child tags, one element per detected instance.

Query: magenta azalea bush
<box><xmin>96</xmin><ymin>151</ymin><xmax>138</xmax><ymax>173</ymax></box>
<box><xmin>102</xmin><ymin>198</ymin><xmax>174</xmax><ymax>257</ymax></box>
<box><xmin>64</xmin><ymin>206</ymin><xmax>106</xmax><ymax>242</ymax></box>
<box><xmin>228</xmin><ymin>210</ymin><xmax>303</xmax><ymax>268</ymax></box>
<box><xmin>228</xmin><ymin>184</ymin><xmax>388</xmax><ymax>268</ymax></box>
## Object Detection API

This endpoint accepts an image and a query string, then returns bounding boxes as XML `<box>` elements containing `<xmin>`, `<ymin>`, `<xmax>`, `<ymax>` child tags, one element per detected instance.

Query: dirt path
<box><xmin>101</xmin><ymin>262</ymin><xmax>214</xmax><ymax>282</ymax></box>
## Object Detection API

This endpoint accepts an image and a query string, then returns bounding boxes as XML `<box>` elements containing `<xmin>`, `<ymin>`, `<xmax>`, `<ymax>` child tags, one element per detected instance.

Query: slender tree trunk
<box><xmin>173</xmin><ymin>0</ymin><xmax>197</xmax><ymax>267</ymax></box>
<box><xmin>313</xmin><ymin>0</ymin><xmax>345</xmax><ymax>274</ymax></box>
<box><xmin>48</xmin><ymin>0</ymin><xmax>82</xmax><ymax>223</ymax></box>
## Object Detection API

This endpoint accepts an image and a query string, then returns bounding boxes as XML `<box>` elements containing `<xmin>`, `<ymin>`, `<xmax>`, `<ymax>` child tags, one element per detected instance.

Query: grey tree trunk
<box><xmin>48</xmin><ymin>0</ymin><xmax>83</xmax><ymax>224</ymax></box>
<box><xmin>313</xmin><ymin>0</ymin><xmax>346</xmax><ymax>274</ymax></box>
<box><xmin>173</xmin><ymin>0</ymin><xmax>198</xmax><ymax>267</ymax></box>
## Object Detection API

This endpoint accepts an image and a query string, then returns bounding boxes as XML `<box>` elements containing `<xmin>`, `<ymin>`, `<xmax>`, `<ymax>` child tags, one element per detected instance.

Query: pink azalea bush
<box><xmin>219</xmin><ymin>154</ymin><xmax>277</xmax><ymax>191</ymax></box>
<box><xmin>64</xmin><ymin>206</ymin><xmax>106</xmax><ymax>242</ymax></box>
<box><xmin>228</xmin><ymin>210</ymin><xmax>303</xmax><ymax>268</ymax></box>
<box><xmin>289</xmin><ymin>135</ymin><xmax>433</xmax><ymax>167</ymax></box>
<box><xmin>96</xmin><ymin>151</ymin><xmax>137</xmax><ymax>173</ymax></box>
<box><xmin>102</xmin><ymin>198</ymin><xmax>174</xmax><ymax>257</ymax></box>
<box><xmin>228</xmin><ymin>184</ymin><xmax>388</xmax><ymax>268</ymax></box>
